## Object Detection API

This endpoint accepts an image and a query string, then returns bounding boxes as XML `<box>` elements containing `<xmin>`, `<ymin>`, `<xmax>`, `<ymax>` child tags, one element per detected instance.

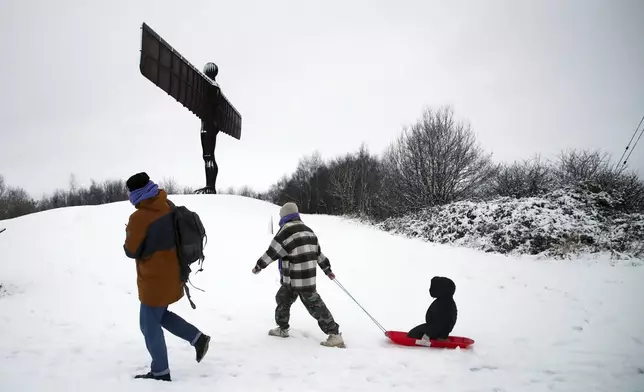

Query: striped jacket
<box><xmin>255</xmin><ymin>217</ymin><xmax>333</xmax><ymax>292</ymax></box>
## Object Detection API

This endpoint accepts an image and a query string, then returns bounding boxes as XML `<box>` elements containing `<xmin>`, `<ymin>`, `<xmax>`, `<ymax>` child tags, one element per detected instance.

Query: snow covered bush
<box><xmin>375</xmin><ymin>186</ymin><xmax>644</xmax><ymax>262</ymax></box>
<box><xmin>551</xmin><ymin>150</ymin><xmax>644</xmax><ymax>213</ymax></box>
<box><xmin>490</xmin><ymin>156</ymin><xmax>554</xmax><ymax>199</ymax></box>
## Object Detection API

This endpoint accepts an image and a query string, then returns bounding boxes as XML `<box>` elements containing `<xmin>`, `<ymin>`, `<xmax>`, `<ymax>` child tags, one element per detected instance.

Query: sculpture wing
<box><xmin>139</xmin><ymin>22</ymin><xmax>242</xmax><ymax>140</ymax></box>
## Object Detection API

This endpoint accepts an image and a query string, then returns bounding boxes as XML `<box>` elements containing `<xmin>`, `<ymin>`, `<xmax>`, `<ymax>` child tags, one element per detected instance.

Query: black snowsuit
<box><xmin>407</xmin><ymin>276</ymin><xmax>457</xmax><ymax>340</ymax></box>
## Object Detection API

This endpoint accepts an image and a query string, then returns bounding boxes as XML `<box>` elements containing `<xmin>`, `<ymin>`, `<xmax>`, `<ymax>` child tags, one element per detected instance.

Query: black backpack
<box><xmin>167</xmin><ymin>200</ymin><xmax>206</xmax><ymax>309</ymax></box>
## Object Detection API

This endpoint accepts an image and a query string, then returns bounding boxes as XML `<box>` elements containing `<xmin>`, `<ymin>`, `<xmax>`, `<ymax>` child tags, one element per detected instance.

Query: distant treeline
<box><xmin>2</xmin><ymin>106</ymin><xmax>643</xmax><ymax>221</ymax></box>
<box><xmin>262</xmin><ymin>107</ymin><xmax>644</xmax><ymax>219</ymax></box>
<box><xmin>0</xmin><ymin>175</ymin><xmax>186</xmax><ymax>220</ymax></box>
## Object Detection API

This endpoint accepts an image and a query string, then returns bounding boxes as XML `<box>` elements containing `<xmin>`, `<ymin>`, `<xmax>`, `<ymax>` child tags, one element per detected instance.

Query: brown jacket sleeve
<box><xmin>124</xmin><ymin>213</ymin><xmax>146</xmax><ymax>259</ymax></box>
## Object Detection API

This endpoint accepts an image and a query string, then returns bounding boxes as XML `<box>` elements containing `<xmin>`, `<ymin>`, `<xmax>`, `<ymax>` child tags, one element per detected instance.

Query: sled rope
<box><xmin>333</xmin><ymin>278</ymin><xmax>387</xmax><ymax>334</ymax></box>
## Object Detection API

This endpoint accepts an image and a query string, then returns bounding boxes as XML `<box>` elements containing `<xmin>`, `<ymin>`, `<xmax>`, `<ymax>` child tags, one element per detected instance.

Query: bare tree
<box><xmin>83</xmin><ymin>180</ymin><xmax>103</xmax><ymax>205</ymax></box>
<box><xmin>292</xmin><ymin>152</ymin><xmax>323</xmax><ymax>210</ymax></box>
<box><xmin>381</xmin><ymin>106</ymin><xmax>495</xmax><ymax>214</ymax></box>
<box><xmin>237</xmin><ymin>185</ymin><xmax>259</xmax><ymax>198</ymax></box>
<box><xmin>264</xmin><ymin>175</ymin><xmax>289</xmax><ymax>204</ymax></box>
<box><xmin>160</xmin><ymin>176</ymin><xmax>180</xmax><ymax>194</ymax></box>
<box><xmin>103</xmin><ymin>179</ymin><xmax>128</xmax><ymax>203</ymax></box>
<box><xmin>0</xmin><ymin>186</ymin><xmax>36</xmax><ymax>219</ymax></box>
<box><xmin>275</xmin><ymin>152</ymin><xmax>325</xmax><ymax>211</ymax></box>
<box><xmin>329</xmin><ymin>154</ymin><xmax>357</xmax><ymax>213</ymax></box>
<box><xmin>69</xmin><ymin>174</ymin><xmax>78</xmax><ymax>194</ymax></box>
<box><xmin>0</xmin><ymin>175</ymin><xmax>6</xmax><ymax>200</ymax></box>
<box><xmin>67</xmin><ymin>174</ymin><xmax>83</xmax><ymax>206</ymax></box>
<box><xmin>354</xmin><ymin>145</ymin><xmax>384</xmax><ymax>216</ymax></box>
<box><xmin>328</xmin><ymin>144</ymin><xmax>383</xmax><ymax>216</ymax></box>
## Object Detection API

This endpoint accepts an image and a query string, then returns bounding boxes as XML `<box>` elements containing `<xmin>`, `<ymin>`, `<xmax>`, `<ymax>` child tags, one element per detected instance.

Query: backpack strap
<box><xmin>184</xmin><ymin>284</ymin><xmax>196</xmax><ymax>309</ymax></box>
<box><xmin>167</xmin><ymin>198</ymin><xmax>197</xmax><ymax>309</ymax></box>
<box><xmin>184</xmin><ymin>278</ymin><xmax>206</xmax><ymax>310</ymax></box>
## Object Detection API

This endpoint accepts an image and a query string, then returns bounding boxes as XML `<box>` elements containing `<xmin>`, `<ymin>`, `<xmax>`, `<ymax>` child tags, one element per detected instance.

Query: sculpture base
<box><xmin>195</xmin><ymin>186</ymin><xmax>217</xmax><ymax>195</ymax></box>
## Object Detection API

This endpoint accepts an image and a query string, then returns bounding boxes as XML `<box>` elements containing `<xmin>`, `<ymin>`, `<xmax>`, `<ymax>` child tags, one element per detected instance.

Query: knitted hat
<box><xmin>126</xmin><ymin>172</ymin><xmax>150</xmax><ymax>192</ymax></box>
<box><xmin>279</xmin><ymin>202</ymin><xmax>298</xmax><ymax>218</ymax></box>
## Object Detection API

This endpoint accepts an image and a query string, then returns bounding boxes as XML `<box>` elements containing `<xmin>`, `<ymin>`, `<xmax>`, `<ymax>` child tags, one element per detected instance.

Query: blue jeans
<box><xmin>139</xmin><ymin>303</ymin><xmax>202</xmax><ymax>376</ymax></box>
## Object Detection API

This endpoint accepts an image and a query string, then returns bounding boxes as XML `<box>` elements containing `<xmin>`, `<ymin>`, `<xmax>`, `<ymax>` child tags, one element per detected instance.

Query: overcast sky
<box><xmin>1</xmin><ymin>0</ymin><xmax>643</xmax><ymax>197</ymax></box>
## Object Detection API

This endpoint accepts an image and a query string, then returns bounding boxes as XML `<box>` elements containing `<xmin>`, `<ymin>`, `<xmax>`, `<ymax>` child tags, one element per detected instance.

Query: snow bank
<box><xmin>375</xmin><ymin>187</ymin><xmax>644</xmax><ymax>264</ymax></box>
<box><xmin>1</xmin><ymin>194</ymin><xmax>643</xmax><ymax>391</ymax></box>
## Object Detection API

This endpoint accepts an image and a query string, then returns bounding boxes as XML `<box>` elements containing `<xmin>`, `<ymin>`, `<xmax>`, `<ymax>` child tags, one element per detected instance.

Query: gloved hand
<box><xmin>328</xmin><ymin>272</ymin><xmax>336</xmax><ymax>280</ymax></box>
<box><xmin>252</xmin><ymin>265</ymin><xmax>261</xmax><ymax>274</ymax></box>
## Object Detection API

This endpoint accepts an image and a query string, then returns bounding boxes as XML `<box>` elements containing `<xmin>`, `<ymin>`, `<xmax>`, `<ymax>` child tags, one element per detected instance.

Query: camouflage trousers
<box><xmin>275</xmin><ymin>285</ymin><xmax>340</xmax><ymax>335</ymax></box>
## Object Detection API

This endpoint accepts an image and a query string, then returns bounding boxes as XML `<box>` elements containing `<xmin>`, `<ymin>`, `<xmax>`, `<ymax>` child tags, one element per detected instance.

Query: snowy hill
<box><xmin>1</xmin><ymin>194</ymin><xmax>643</xmax><ymax>391</ymax></box>
<box><xmin>376</xmin><ymin>187</ymin><xmax>644</xmax><ymax>264</ymax></box>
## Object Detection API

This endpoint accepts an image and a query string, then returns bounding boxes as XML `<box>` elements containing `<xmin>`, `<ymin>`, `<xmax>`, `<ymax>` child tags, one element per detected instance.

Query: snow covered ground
<box><xmin>0</xmin><ymin>194</ymin><xmax>643</xmax><ymax>391</ymax></box>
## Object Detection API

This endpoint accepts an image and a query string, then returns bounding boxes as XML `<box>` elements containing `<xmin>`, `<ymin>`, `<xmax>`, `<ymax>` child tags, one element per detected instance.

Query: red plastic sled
<box><xmin>386</xmin><ymin>331</ymin><xmax>475</xmax><ymax>349</ymax></box>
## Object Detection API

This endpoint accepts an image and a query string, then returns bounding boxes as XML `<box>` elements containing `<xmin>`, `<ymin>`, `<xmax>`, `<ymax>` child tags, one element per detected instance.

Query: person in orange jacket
<box><xmin>124</xmin><ymin>172</ymin><xmax>210</xmax><ymax>382</ymax></box>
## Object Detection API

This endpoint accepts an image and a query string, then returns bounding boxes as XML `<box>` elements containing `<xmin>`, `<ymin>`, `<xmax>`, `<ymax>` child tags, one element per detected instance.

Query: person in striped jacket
<box><xmin>252</xmin><ymin>202</ymin><xmax>345</xmax><ymax>348</ymax></box>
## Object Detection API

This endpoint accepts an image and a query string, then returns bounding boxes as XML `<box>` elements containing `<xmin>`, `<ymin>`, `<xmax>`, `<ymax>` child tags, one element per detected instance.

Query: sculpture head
<box><xmin>203</xmin><ymin>62</ymin><xmax>218</xmax><ymax>81</ymax></box>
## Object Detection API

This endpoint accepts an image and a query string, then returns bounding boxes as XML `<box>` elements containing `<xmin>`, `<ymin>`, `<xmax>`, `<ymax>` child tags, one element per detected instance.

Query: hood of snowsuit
<box><xmin>429</xmin><ymin>276</ymin><xmax>456</xmax><ymax>298</ymax></box>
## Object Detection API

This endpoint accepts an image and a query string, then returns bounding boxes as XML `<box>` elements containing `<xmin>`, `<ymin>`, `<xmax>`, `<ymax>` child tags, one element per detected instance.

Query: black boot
<box><xmin>194</xmin><ymin>333</ymin><xmax>210</xmax><ymax>363</ymax></box>
<box><xmin>134</xmin><ymin>371</ymin><xmax>171</xmax><ymax>382</ymax></box>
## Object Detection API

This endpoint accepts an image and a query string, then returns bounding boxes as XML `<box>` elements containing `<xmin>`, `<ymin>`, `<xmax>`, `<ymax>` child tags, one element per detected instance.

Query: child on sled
<box><xmin>407</xmin><ymin>276</ymin><xmax>458</xmax><ymax>341</ymax></box>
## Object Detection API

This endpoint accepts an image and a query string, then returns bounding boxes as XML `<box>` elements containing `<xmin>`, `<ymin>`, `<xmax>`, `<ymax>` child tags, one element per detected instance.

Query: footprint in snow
<box><xmin>553</xmin><ymin>339</ymin><xmax>578</xmax><ymax>347</ymax></box>
<box><xmin>572</xmin><ymin>326</ymin><xmax>583</xmax><ymax>332</ymax></box>
<box><xmin>470</xmin><ymin>365</ymin><xmax>498</xmax><ymax>372</ymax></box>
<box><xmin>514</xmin><ymin>337</ymin><xmax>528</xmax><ymax>344</ymax></box>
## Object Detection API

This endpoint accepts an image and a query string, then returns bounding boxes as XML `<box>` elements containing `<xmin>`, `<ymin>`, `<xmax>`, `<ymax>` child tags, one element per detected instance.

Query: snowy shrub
<box><xmin>491</xmin><ymin>156</ymin><xmax>555</xmax><ymax>199</ymax></box>
<box><xmin>374</xmin><ymin>187</ymin><xmax>644</xmax><ymax>262</ymax></box>
<box><xmin>553</xmin><ymin>149</ymin><xmax>611</xmax><ymax>188</ymax></box>
<box><xmin>552</xmin><ymin>150</ymin><xmax>644</xmax><ymax>213</ymax></box>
